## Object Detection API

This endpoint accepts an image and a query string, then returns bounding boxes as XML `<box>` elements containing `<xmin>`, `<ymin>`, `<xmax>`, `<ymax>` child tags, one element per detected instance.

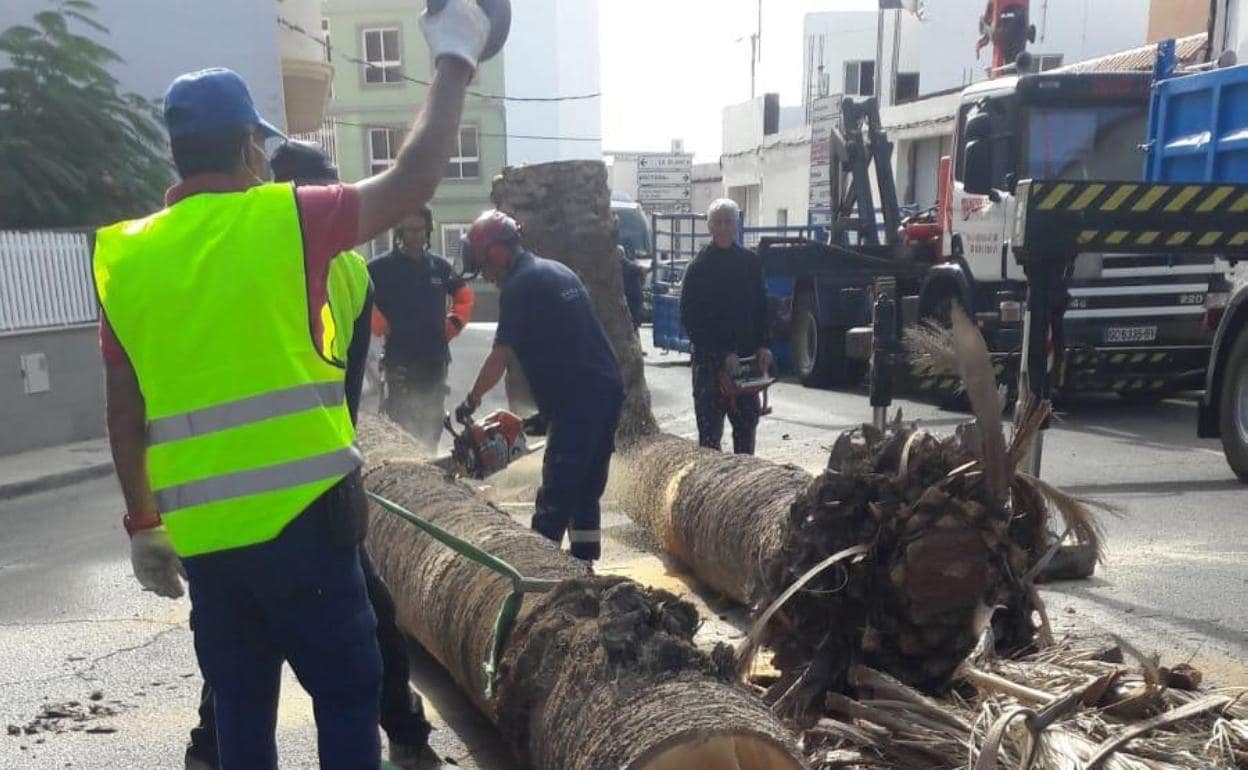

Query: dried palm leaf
<box><xmin>950</xmin><ymin>305</ymin><xmax>1008</xmax><ymax>502</ymax></box>
<box><xmin>904</xmin><ymin>321</ymin><xmax>958</xmax><ymax>377</ymax></box>
<box><xmin>1014</xmin><ymin>471</ymin><xmax>1114</xmax><ymax>559</ymax></box>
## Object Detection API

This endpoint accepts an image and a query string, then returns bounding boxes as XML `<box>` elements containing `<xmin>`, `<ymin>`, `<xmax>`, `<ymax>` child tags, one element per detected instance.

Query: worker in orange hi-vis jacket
<box><xmin>369</xmin><ymin>207</ymin><xmax>475</xmax><ymax>451</ymax></box>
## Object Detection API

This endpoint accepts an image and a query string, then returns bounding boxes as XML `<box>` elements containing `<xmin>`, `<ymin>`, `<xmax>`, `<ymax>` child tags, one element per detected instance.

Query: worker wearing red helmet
<box><xmin>457</xmin><ymin>210</ymin><xmax>625</xmax><ymax>564</ymax></box>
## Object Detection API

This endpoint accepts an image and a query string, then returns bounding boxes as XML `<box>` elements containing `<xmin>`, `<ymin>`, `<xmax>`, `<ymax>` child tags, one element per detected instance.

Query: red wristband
<box><xmin>123</xmin><ymin>512</ymin><xmax>162</xmax><ymax>537</ymax></box>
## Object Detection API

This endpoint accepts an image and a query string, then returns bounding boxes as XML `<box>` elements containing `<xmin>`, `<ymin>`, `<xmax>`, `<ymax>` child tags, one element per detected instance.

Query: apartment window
<box><xmin>369</xmin><ymin>127</ymin><xmax>400</xmax><ymax>175</ymax></box>
<box><xmin>444</xmin><ymin>126</ymin><xmax>480</xmax><ymax>180</ymax></box>
<box><xmin>362</xmin><ymin>27</ymin><xmax>402</xmax><ymax>84</ymax></box>
<box><xmin>895</xmin><ymin>72</ymin><xmax>920</xmax><ymax>103</ymax></box>
<box><xmin>844</xmin><ymin>60</ymin><xmax>876</xmax><ymax>97</ymax></box>
<box><xmin>1037</xmin><ymin>54</ymin><xmax>1064</xmax><ymax>72</ymax></box>
<box><xmin>441</xmin><ymin>224</ymin><xmax>471</xmax><ymax>273</ymax></box>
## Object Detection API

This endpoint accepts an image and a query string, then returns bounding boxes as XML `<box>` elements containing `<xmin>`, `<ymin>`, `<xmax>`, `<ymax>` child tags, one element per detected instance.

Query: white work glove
<box><xmin>420</xmin><ymin>0</ymin><xmax>490</xmax><ymax>69</ymax></box>
<box><xmin>130</xmin><ymin>526</ymin><xmax>186</xmax><ymax>599</ymax></box>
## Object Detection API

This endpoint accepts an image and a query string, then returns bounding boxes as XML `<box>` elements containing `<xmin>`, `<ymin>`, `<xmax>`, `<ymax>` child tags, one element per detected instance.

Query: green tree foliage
<box><xmin>0</xmin><ymin>0</ymin><xmax>170</xmax><ymax>228</ymax></box>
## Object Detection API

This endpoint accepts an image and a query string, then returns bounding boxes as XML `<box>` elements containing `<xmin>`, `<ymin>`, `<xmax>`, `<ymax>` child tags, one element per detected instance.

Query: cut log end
<box><xmin>633</xmin><ymin>734</ymin><xmax>807</xmax><ymax>770</ymax></box>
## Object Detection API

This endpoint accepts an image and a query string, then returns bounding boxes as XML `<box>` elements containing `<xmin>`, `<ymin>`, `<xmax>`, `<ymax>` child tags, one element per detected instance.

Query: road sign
<box><xmin>644</xmin><ymin>200</ymin><xmax>692</xmax><ymax>214</ymax></box>
<box><xmin>637</xmin><ymin>170</ymin><xmax>691</xmax><ymax>185</ymax></box>
<box><xmin>637</xmin><ymin>153</ymin><xmax>693</xmax><ymax>170</ymax></box>
<box><xmin>638</xmin><ymin>185</ymin><xmax>692</xmax><ymax>202</ymax></box>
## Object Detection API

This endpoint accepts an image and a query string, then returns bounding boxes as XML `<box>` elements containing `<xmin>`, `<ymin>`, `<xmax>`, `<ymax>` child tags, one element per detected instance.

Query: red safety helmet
<box><xmin>461</xmin><ymin>209</ymin><xmax>521</xmax><ymax>275</ymax></box>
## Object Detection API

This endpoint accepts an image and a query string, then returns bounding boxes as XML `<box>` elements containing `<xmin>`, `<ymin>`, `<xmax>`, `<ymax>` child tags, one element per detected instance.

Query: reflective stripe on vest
<box><xmin>148</xmin><ymin>382</ymin><xmax>345</xmax><ymax>445</ymax></box>
<box><xmin>155</xmin><ymin>445</ymin><xmax>362</xmax><ymax>513</ymax></box>
<box><xmin>95</xmin><ymin>183</ymin><xmax>368</xmax><ymax>557</ymax></box>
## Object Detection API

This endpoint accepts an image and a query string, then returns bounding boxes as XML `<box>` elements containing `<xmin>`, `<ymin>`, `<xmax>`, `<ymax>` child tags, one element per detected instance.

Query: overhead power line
<box><xmin>277</xmin><ymin>16</ymin><xmax>602</xmax><ymax>103</ymax></box>
<box><xmin>327</xmin><ymin>117</ymin><xmax>601</xmax><ymax>144</ymax></box>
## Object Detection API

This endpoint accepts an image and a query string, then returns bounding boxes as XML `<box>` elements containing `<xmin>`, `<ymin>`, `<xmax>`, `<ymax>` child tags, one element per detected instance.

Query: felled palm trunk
<box><xmin>491</xmin><ymin>160</ymin><xmax>658</xmax><ymax>443</ymax></box>
<box><xmin>359</xmin><ymin>416</ymin><xmax>805</xmax><ymax>770</ymax></box>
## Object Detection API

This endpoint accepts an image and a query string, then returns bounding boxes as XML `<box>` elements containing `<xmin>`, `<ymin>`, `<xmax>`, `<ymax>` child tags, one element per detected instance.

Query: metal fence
<box><xmin>0</xmin><ymin>231</ymin><xmax>98</xmax><ymax>333</ymax></box>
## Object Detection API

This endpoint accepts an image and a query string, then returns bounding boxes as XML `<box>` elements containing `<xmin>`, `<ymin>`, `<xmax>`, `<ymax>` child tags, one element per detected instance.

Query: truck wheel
<box><xmin>1217</xmin><ymin>329</ymin><xmax>1248</xmax><ymax>482</ymax></box>
<box><xmin>791</xmin><ymin>303</ymin><xmax>833</xmax><ymax>387</ymax></box>
<box><xmin>791</xmin><ymin>293</ymin><xmax>861</xmax><ymax>387</ymax></box>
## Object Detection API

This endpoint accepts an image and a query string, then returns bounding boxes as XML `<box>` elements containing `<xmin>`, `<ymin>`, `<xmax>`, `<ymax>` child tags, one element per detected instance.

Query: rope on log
<box><xmin>359</xmin><ymin>415</ymin><xmax>806</xmax><ymax>770</ymax></box>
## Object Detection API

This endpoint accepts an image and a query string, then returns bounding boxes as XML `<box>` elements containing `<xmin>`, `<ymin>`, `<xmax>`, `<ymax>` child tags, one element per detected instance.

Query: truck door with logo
<box><xmin>949</xmin><ymin>93</ymin><xmax>1018</xmax><ymax>283</ymax></box>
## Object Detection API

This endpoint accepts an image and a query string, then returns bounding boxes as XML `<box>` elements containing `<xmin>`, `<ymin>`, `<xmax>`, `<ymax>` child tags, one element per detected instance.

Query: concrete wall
<box><xmin>0</xmin><ymin>327</ymin><xmax>104</xmax><ymax>457</ymax></box>
<box><xmin>2</xmin><ymin>0</ymin><xmax>288</xmax><ymax>128</ymax></box>
<box><xmin>876</xmin><ymin>0</ymin><xmax>1151</xmax><ymax>100</ymax></box>
<box><xmin>802</xmin><ymin>11</ymin><xmax>879</xmax><ymax>112</ymax></box>
<box><xmin>691</xmin><ymin>163</ymin><xmax>725</xmax><ymax>218</ymax></box>
<box><xmin>504</xmin><ymin>0</ymin><xmax>602</xmax><ymax>164</ymax></box>
<box><xmin>1149</xmin><ymin>0</ymin><xmax>1212</xmax><ymax>42</ymax></box>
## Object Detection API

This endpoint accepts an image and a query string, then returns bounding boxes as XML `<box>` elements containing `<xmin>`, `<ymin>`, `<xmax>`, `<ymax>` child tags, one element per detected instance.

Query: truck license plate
<box><xmin>1105</xmin><ymin>326</ymin><xmax>1157</xmax><ymax>343</ymax></box>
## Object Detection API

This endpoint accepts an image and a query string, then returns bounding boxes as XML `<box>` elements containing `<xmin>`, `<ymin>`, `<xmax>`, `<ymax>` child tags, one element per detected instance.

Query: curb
<box><xmin>0</xmin><ymin>462</ymin><xmax>114</xmax><ymax>500</ymax></box>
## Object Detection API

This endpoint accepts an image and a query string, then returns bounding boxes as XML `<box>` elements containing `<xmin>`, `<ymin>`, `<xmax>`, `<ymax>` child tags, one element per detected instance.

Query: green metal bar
<box><xmin>367</xmin><ymin>490</ymin><xmax>563</xmax><ymax>699</ymax></box>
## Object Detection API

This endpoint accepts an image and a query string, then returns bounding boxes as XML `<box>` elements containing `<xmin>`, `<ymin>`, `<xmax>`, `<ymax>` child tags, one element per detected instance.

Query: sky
<box><xmin>598</xmin><ymin>0</ymin><xmax>880</xmax><ymax>161</ymax></box>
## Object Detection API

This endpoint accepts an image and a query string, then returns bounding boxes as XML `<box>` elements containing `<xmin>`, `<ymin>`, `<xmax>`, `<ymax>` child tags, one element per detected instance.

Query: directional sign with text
<box><xmin>637</xmin><ymin>170</ymin><xmax>691</xmax><ymax>186</ymax></box>
<box><xmin>637</xmin><ymin>153</ymin><xmax>693</xmax><ymax>170</ymax></box>
<box><xmin>637</xmin><ymin>185</ymin><xmax>692</xmax><ymax>202</ymax></box>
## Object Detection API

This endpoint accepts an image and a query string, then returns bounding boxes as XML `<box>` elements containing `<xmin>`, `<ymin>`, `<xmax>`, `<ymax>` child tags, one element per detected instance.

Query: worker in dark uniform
<box><xmin>370</xmin><ymin>209</ymin><xmax>475</xmax><ymax>451</ymax></box>
<box><xmin>457</xmin><ymin>210</ymin><xmax>624</xmax><ymax>564</ymax></box>
<box><xmin>183</xmin><ymin>140</ymin><xmax>440</xmax><ymax>770</ymax></box>
<box><xmin>618</xmin><ymin>244</ymin><xmax>645</xmax><ymax>332</ymax></box>
<box><xmin>679</xmin><ymin>198</ymin><xmax>772</xmax><ymax>455</ymax></box>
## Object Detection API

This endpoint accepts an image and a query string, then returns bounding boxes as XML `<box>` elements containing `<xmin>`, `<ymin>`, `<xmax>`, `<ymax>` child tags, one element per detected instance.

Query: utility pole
<box><xmin>749</xmin><ymin>0</ymin><xmax>762</xmax><ymax>98</ymax></box>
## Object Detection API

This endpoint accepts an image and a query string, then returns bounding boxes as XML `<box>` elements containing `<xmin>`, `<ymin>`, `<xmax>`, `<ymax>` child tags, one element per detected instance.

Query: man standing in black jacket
<box><xmin>679</xmin><ymin>198</ymin><xmax>772</xmax><ymax>455</ymax></box>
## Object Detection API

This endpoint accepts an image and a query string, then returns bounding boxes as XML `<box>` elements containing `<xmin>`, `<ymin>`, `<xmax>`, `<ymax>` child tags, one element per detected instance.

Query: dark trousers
<box><xmin>531</xmin><ymin>404</ymin><xmax>621</xmax><ymax>561</ymax></box>
<box><xmin>181</xmin><ymin>506</ymin><xmax>382</xmax><ymax>770</ymax></box>
<box><xmin>186</xmin><ymin>549</ymin><xmax>431</xmax><ymax>768</ymax></box>
<box><xmin>692</xmin><ymin>356</ymin><xmax>761</xmax><ymax>455</ymax></box>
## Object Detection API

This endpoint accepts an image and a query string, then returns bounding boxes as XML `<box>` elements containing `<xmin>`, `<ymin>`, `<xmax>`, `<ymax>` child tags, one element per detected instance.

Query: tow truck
<box><xmin>652</xmin><ymin>0</ymin><xmax>1227</xmax><ymax>404</ymax></box>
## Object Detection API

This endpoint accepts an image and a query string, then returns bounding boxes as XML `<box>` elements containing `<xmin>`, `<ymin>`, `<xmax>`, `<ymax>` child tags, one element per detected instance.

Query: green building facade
<box><xmin>323</xmin><ymin>0</ymin><xmax>507</xmax><ymax>261</ymax></box>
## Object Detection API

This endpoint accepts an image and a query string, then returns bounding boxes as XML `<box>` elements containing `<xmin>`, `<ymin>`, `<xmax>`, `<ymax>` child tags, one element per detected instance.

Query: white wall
<box><xmin>2</xmin><ymin>0</ymin><xmax>287</xmax><ymax>129</ymax></box>
<box><xmin>802</xmin><ymin>11</ymin><xmax>879</xmax><ymax>113</ymax></box>
<box><xmin>879</xmin><ymin>0</ymin><xmax>1152</xmax><ymax>100</ymax></box>
<box><xmin>504</xmin><ymin>0</ymin><xmax>603</xmax><ymax>164</ymax></box>
<box><xmin>722</xmin><ymin>125</ymin><xmax>811</xmax><ymax>229</ymax></box>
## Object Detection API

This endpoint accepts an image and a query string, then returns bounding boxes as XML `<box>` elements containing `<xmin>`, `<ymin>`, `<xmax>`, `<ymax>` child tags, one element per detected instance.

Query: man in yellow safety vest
<box><xmin>93</xmin><ymin>3</ymin><xmax>496</xmax><ymax>767</ymax></box>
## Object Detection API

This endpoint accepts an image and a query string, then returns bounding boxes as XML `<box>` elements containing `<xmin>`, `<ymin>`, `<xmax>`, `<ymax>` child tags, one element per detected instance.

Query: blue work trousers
<box><xmin>182</xmin><ymin>504</ymin><xmax>382</xmax><ymax>770</ymax></box>
<box><xmin>532</xmin><ymin>404</ymin><xmax>621</xmax><ymax>560</ymax></box>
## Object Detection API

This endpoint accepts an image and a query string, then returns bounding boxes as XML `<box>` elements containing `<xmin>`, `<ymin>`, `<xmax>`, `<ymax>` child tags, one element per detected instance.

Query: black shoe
<box><xmin>389</xmin><ymin>741</ymin><xmax>447</xmax><ymax>769</ymax></box>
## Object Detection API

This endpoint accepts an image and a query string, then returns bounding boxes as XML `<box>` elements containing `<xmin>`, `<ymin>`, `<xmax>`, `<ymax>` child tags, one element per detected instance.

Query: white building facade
<box><xmin>504</xmin><ymin>0</ymin><xmax>603</xmax><ymax>164</ymax></box>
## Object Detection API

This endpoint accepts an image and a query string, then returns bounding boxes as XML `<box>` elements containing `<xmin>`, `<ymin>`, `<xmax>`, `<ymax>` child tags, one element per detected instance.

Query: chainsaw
<box><xmin>718</xmin><ymin>355</ymin><xmax>775</xmax><ymax>416</ymax></box>
<box><xmin>441</xmin><ymin>409</ymin><xmax>535</xmax><ymax>480</ymax></box>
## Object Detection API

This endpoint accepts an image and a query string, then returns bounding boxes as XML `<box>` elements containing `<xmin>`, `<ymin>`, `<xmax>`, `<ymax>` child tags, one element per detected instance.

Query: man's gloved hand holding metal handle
<box><xmin>127</xmin><ymin>519</ymin><xmax>186</xmax><ymax>599</ymax></box>
<box><xmin>456</xmin><ymin>391</ymin><xmax>480</xmax><ymax>424</ymax></box>
<box><xmin>421</xmin><ymin>0</ymin><xmax>500</xmax><ymax>69</ymax></box>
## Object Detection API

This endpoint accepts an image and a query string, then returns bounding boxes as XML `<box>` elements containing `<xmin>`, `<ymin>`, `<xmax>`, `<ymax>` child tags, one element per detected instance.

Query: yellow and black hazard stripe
<box><xmin>1022</xmin><ymin>180</ymin><xmax>1248</xmax><ymax>254</ymax></box>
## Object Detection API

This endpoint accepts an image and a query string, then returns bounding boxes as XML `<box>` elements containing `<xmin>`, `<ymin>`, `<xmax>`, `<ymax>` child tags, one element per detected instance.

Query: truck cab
<box><xmin>943</xmin><ymin>71</ymin><xmax>1222</xmax><ymax>397</ymax></box>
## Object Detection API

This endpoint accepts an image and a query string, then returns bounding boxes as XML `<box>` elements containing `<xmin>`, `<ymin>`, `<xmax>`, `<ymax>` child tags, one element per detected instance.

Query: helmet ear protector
<box><xmin>461</xmin><ymin>209</ymin><xmax>521</xmax><ymax>277</ymax></box>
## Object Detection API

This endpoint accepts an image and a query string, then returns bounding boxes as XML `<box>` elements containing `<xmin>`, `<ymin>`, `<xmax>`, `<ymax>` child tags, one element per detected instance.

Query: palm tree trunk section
<box><xmin>490</xmin><ymin>160</ymin><xmax>658</xmax><ymax>444</ymax></box>
<box><xmin>358</xmin><ymin>416</ymin><xmax>805</xmax><ymax>770</ymax></box>
<box><xmin>617</xmin><ymin>426</ymin><xmax>1041</xmax><ymax>719</ymax></box>
<box><xmin>618</xmin><ymin>433</ymin><xmax>812</xmax><ymax>605</ymax></box>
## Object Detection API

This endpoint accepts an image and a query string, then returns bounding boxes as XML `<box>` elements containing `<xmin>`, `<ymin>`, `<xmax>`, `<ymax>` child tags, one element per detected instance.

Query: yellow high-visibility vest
<box><xmin>95</xmin><ymin>183</ymin><xmax>369</xmax><ymax>557</ymax></box>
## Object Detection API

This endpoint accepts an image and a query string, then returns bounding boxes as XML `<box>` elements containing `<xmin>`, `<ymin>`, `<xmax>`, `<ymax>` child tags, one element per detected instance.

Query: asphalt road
<box><xmin>1</xmin><ymin>323</ymin><xmax>1244</xmax><ymax>768</ymax></box>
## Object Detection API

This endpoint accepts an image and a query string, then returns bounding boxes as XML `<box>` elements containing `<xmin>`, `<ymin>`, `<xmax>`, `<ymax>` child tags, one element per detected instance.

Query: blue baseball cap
<box><xmin>163</xmin><ymin>68</ymin><xmax>285</xmax><ymax>140</ymax></box>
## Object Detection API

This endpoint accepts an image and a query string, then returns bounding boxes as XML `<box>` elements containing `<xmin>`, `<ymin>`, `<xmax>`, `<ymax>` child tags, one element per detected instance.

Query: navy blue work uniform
<box><xmin>369</xmin><ymin>248</ymin><xmax>467</xmax><ymax>449</ymax></box>
<box><xmin>495</xmin><ymin>251</ymin><xmax>625</xmax><ymax>560</ymax></box>
<box><xmin>679</xmin><ymin>243</ymin><xmax>770</xmax><ymax>455</ymax></box>
<box><xmin>184</xmin><ymin>291</ymin><xmax>431</xmax><ymax>769</ymax></box>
